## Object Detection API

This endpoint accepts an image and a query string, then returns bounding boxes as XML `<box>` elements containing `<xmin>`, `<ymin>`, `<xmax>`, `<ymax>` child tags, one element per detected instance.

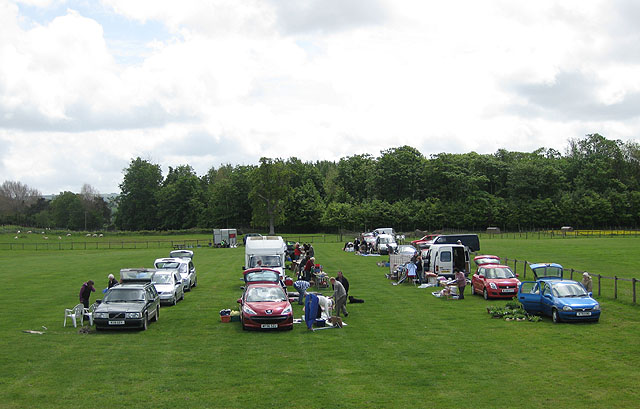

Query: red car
<box><xmin>411</xmin><ymin>234</ymin><xmax>439</xmax><ymax>249</ymax></box>
<box><xmin>471</xmin><ymin>264</ymin><xmax>521</xmax><ymax>300</ymax></box>
<box><xmin>473</xmin><ymin>254</ymin><xmax>501</xmax><ymax>266</ymax></box>
<box><xmin>238</xmin><ymin>282</ymin><xmax>293</xmax><ymax>331</ymax></box>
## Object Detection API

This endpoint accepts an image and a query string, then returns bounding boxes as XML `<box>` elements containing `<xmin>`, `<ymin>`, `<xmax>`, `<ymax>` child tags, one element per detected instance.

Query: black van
<box><xmin>432</xmin><ymin>234</ymin><xmax>480</xmax><ymax>252</ymax></box>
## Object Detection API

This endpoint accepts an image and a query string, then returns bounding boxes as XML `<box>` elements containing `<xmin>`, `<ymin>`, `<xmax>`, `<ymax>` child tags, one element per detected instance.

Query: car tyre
<box><xmin>180</xmin><ymin>291</ymin><xmax>184</xmax><ymax>301</ymax></box>
<box><xmin>142</xmin><ymin>314</ymin><xmax>148</xmax><ymax>331</ymax></box>
<box><xmin>152</xmin><ymin>306</ymin><xmax>159</xmax><ymax>322</ymax></box>
<box><xmin>172</xmin><ymin>294</ymin><xmax>177</xmax><ymax>306</ymax></box>
<box><xmin>193</xmin><ymin>278</ymin><xmax>197</xmax><ymax>288</ymax></box>
<box><xmin>241</xmin><ymin>318</ymin><xmax>247</xmax><ymax>331</ymax></box>
<box><xmin>483</xmin><ymin>288</ymin><xmax>489</xmax><ymax>300</ymax></box>
<box><xmin>552</xmin><ymin>308</ymin><xmax>561</xmax><ymax>323</ymax></box>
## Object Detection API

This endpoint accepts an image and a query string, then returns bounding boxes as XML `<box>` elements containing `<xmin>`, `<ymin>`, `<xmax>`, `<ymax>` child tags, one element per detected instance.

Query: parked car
<box><xmin>361</xmin><ymin>232</ymin><xmax>376</xmax><ymax>248</ymax></box>
<box><xmin>375</xmin><ymin>233</ymin><xmax>397</xmax><ymax>255</ymax></box>
<box><xmin>154</xmin><ymin>257</ymin><xmax>197</xmax><ymax>291</ymax></box>
<box><xmin>518</xmin><ymin>263</ymin><xmax>601</xmax><ymax>323</ymax></box>
<box><xmin>473</xmin><ymin>254</ymin><xmax>501</xmax><ymax>266</ymax></box>
<box><xmin>411</xmin><ymin>234</ymin><xmax>439</xmax><ymax>248</ymax></box>
<box><xmin>471</xmin><ymin>264</ymin><xmax>520</xmax><ymax>300</ymax></box>
<box><xmin>237</xmin><ymin>283</ymin><xmax>293</xmax><ymax>330</ymax></box>
<box><xmin>94</xmin><ymin>278</ymin><xmax>160</xmax><ymax>331</ymax></box>
<box><xmin>151</xmin><ymin>270</ymin><xmax>184</xmax><ymax>306</ymax></box>
<box><xmin>397</xmin><ymin>245</ymin><xmax>418</xmax><ymax>256</ymax></box>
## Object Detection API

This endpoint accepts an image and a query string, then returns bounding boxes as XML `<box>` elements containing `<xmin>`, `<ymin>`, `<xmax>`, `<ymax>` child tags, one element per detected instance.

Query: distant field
<box><xmin>1</xmin><ymin>236</ymin><xmax>639</xmax><ymax>408</ymax></box>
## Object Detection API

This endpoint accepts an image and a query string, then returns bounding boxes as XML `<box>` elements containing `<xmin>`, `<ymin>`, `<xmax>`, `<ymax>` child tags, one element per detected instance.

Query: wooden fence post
<box><xmin>614</xmin><ymin>276</ymin><xmax>618</xmax><ymax>299</ymax></box>
<box><xmin>570</xmin><ymin>268</ymin><xmax>574</xmax><ymax>280</ymax></box>
<box><xmin>633</xmin><ymin>278</ymin><xmax>637</xmax><ymax>305</ymax></box>
<box><xmin>523</xmin><ymin>261</ymin><xmax>527</xmax><ymax>279</ymax></box>
<box><xmin>597</xmin><ymin>274</ymin><xmax>601</xmax><ymax>297</ymax></box>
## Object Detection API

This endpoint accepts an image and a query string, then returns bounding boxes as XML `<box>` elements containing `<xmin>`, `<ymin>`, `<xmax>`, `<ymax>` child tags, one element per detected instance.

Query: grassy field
<box><xmin>1</xmin><ymin>237</ymin><xmax>640</xmax><ymax>408</ymax></box>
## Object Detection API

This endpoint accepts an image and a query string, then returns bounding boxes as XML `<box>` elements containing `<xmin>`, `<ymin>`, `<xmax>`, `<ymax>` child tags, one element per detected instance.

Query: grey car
<box><xmin>152</xmin><ymin>270</ymin><xmax>184</xmax><ymax>306</ymax></box>
<box><xmin>154</xmin><ymin>257</ymin><xmax>197</xmax><ymax>291</ymax></box>
<box><xmin>94</xmin><ymin>282</ymin><xmax>160</xmax><ymax>331</ymax></box>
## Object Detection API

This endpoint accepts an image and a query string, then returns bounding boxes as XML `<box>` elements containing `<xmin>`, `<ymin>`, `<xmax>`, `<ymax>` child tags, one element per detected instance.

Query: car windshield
<box><xmin>250</xmin><ymin>256</ymin><xmax>282</xmax><ymax>268</ymax></box>
<box><xmin>379</xmin><ymin>237</ymin><xmax>394</xmax><ymax>244</ymax></box>
<box><xmin>152</xmin><ymin>273</ymin><xmax>173</xmax><ymax>284</ymax></box>
<box><xmin>552</xmin><ymin>282</ymin><xmax>588</xmax><ymax>297</ymax></box>
<box><xmin>104</xmin><ymin>288</ymin><xmax>145</xmax><ymax>302</ymax></box>
<box><xmin>246</xmin><ymin>287</ymin><xmax>286</xmax><ymax>302</ymax></box>
<box><xmin>485</xmin><ymin>267</ymin><xmax>515</xmax><ymax>279</ymax></box>
<box><xmin>156</xmin><ymin>261</ymin><xmax>180</xmax><ymax>269</ymax></box>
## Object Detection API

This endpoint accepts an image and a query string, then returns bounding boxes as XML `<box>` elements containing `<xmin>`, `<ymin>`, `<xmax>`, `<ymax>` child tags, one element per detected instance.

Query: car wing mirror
<box><xmin>242</xmin><ymin>266</ymin><xmax>246</xmax><ymax>270</ymax></box>
<box><xmin>588</xmin><ymin>291</ymin><xmax>593</xmax><ymax>297</ymax></box>
<box><xmin>515</xmin><ymin>274</ymin><xmax>519</xmax><ymax>278</ymax></box>
<box><xmin>96</xmin><ymin>299</ymin><xmax>102</xmax><ymax>304</ymax></box>
<box><xmin>478</xmin><ymin>275</ymin><xmax>484</xmax><ymax>279</ymax></box>
<box><xmin>237</xmin><ymin>299</ymin><xmax>242</xmax><ymax>304</ymax></box>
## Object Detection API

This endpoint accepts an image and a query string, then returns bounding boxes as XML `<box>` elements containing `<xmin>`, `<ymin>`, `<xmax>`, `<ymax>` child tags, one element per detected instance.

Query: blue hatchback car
<box><xmin>518</xmin><ymin>263</ymin><xmax>601</xmax><ymax>323</ymax></box>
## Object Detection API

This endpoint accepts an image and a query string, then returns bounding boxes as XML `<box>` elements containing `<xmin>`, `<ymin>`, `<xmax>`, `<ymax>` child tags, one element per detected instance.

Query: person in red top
<box><xmin>79</xmin><ymin>280</ymin><xmax>96</xmax><ymax>308</ymax></box>
<box><xmin>293</xmin><ymin>243</ymin><xmax>302</xmax><ymax>260</ymax></box>
<box><xmin>303</xmin><ymin>257</ymin><xmax>315</xmax><ymax>281</ymax></box>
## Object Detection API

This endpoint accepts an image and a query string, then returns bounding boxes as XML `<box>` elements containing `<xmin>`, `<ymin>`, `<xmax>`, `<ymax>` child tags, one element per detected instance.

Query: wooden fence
<box><xmin>0</xmin><ymin>234</ymin><xmax>342</xmax><ymax>251</ymax></box>
<box><xmin>501</xmin><ymin>257</ymin><xmax>639</xmax><ymax>305</ymax></box>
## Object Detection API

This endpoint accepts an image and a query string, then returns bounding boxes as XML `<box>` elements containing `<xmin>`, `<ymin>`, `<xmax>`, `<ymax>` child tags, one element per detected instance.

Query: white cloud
<box><xmin>1</xmin><ymin>0</ymin><xmax>640</xmax><ymax>193</ymax></box>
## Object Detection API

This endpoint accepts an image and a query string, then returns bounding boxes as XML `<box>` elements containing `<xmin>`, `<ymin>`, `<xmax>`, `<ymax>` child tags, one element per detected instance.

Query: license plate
<box><xmin>501</xmin><ymin>289</ymin><xmax>515</xmax><ymax>293</ymax></box>
<box><xmin>261</xmin><ymin>324</ymin><xmax>278</xmax><ymax>329</ymax></box>
<box><xmin>576</xmin><ymin>312</ymin><xmax>591</xmax><ymax>317</ymax></box>
<box><xmin>108</xmin><ymin>320</ymin><xmax>125</xmax><ymax>325</ymax></box>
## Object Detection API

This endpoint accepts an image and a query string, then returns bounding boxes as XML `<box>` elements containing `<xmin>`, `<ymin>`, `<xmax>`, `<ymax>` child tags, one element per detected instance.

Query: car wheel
<box><xmin>241</xmin><ymin>318</ymin><xmax>247</xmax><ymax>331</ymax></box>
<box><xmin>172</xmin><ymin>294</ymin><xmax>177</xmax><ymax>306</ymax></box>
<box><xmin>142</xmin><ymin>314</ymin><xmax>148</xmax><ymax>330</ymax></box>
<box><xmin>470</xmin><ymin>285</ymin><xmax>475</xmax><ymax>296</ymax></box>
<box><xmin>552</xmin><ymin>308</ymin><xmax>561</xmax><ymax>323</ymax></box>
<box><xmin>152</xmin><ymin>306</ymin><xmax>159</xmax><ymax>322</ymax></box>
<box><xmin>180</xmin><ymin>291</ymin><xmax>184</xmax><ymax>301</ymax></box>
<box><xmin>193</xmin><ymin>278</ymin><xmax>197</xmax><ymax>288</ymax></box>
<box><xmin>483</xmin><ymin>288</ymin><xmax>489</xmax><ymax>300</ymax></box>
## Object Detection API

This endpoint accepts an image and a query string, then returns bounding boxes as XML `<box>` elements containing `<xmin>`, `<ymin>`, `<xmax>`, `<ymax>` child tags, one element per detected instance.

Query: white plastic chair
<box><xmin>83</xmin><ymin>303</ymin><xmax>97</xmax><ymax>326</ymax></box>
<box><xmin>64</xmin><ymin>303</ymin><xmax>85</xmax><ymax>327</ymax></box>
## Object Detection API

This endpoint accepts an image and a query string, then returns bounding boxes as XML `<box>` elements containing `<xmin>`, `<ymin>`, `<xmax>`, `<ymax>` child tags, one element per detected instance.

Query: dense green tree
<box><xmin>249</xmin><ymin>158</ymin><xmax>291</xmax><ymax>234</ymax></box>
<box><xmin>156</xmin><ymin>165</ymin><xmax>204</xmax><ymax>230</ymax></box>
<box><xmin>50</xmin><ymin>191</ymin><xmax>85</xmax><ymax>229</ymax></box>
<box><xmin>373</xmin><ymin>146</ymin><xmax>426</xmax><ymax>201</ymax></box>
<box><xmin>115</xmin><ymin>158</ymin><xmax>163</xmax><ymax>230</ymax></box>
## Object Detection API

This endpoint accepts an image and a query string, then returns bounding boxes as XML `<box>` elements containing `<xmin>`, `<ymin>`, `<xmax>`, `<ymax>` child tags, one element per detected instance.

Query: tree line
<box><xmin>2</xmin><ymin>134</ymin><xmax>640</xmax><ymax>233</ymax></box>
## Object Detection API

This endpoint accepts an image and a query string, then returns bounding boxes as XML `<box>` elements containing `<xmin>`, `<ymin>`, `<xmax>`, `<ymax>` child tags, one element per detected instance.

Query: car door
<box><xmin>518</xmin><ymin>281</ymin><xmax>541</xmax><ymax>314</ymax></box>
<box><xmin>540</xmin><ymin>282</ymin><xmax>555</xmax><ymax>316</ymax></box>
<box><xmin>173</xmin><ymin>272</ymin><xmax>183</xmax><ymax>299</ymax></box>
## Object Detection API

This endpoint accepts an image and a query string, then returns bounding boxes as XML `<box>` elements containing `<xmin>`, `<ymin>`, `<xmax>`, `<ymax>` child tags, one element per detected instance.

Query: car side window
<box><xmin>478</xmin><ymin>267</ymin><xmax>484</xmax><ymax>277</ymax></box>
<box><xmin>542</xmin><ymin>282</ymin><xmax>551</xmax><ymax>296</ymax></box>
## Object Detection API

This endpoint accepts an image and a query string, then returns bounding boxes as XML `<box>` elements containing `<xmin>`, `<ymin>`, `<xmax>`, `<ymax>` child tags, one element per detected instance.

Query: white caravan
<box><xmin>243</xmin><ymin>236</ymin><xmax>287</xmax><ymax>279</ymax></box>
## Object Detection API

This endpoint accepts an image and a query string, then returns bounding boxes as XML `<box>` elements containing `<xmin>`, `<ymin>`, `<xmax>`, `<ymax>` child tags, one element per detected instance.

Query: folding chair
<box><xmin>83</xmin><ymin>302</ymin><xmax>97</xmax><ymax>326</ymax></box>
<box><xmin>64</xmin><ymin>303</ymin><xmax>85</xmax><ymax>327</ymax></box>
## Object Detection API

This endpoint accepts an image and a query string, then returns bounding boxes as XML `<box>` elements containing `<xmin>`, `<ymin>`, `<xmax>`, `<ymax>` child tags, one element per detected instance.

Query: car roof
<box><xmin>155</xmin><ymin>257</ymin><xmax>186</xmax><ymax>264</ymax></box>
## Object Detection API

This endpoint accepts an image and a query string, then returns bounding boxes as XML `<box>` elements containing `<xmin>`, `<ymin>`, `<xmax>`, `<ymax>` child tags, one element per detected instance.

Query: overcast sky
<box><xmin>2</xmin><ymin>0</ymin><xmax>640</xmax><ymax>194</ymax></box>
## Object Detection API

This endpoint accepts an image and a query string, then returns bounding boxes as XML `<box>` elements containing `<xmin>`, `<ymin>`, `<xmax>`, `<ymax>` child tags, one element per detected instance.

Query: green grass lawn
<box><xmin>1</xmin><ymin>237</ymin><xmax>640</xmax><ymax>408</ymax></box>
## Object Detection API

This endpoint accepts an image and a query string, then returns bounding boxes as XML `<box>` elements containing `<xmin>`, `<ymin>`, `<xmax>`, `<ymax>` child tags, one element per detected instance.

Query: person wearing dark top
<box><xmin>79</xmin><ymin>280</ymin><xmax>96</xmax><ymax>308</ymax></box>
<box><xmin>335</xmin><ymin>271</ymin><xmax>349</xmax><ymax>296</ymax></box>
<box><xmin>107</xmin><ymin>274</ymin><xmax>118</xmax><ymax>288</ymax></box>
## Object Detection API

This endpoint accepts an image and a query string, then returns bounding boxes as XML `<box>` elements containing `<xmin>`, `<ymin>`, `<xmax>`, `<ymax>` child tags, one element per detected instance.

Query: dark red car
<box><xmin>471</xmin><ymin>263</ymin><xmax>521</xmax><ymax>300</ymax></box>
<box><xmin>238</xmin><ymin>282</ymin><xmax>293</xmax><ymax>331</ymax></box>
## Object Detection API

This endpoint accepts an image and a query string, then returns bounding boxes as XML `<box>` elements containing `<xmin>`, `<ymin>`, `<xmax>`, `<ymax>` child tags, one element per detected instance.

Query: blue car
<box><xmin>518</xmin><ymin>263</ymin><xmax>601</xmax><ymax>323</ymax></box>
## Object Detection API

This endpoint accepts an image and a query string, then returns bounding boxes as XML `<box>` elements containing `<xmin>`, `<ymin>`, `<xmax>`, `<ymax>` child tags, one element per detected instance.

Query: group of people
<box><xmin>294</xmin><ymin>270</ymin><xmax>350</xmax><ymax>320</ymax></box>
<box><xmin>293</xmin><ymin>242</ymin><xmax>317</xmax><ymax>281</ymax></box>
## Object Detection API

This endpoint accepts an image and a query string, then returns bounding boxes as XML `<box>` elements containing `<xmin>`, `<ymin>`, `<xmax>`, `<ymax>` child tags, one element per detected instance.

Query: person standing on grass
<box><xmin>454</xmin><ymin>268</ymin><xmax>466</xmax><ymax>300</ymax></box>
<box><xmin>330</xmin><ymin>277</ymin><xmax>348</xmax><ymax>317</ymax></box>
<box><xmin>334</xmin><ymin>271</ymin><xmax>349</xmax><ymax>297</ymax></box>
<box><xmin>79</xmin><ymin>280</ymin><xmax>95</xmax><ymax>308</ymax></box>
<box><xmin>582</xmin><ymin>272</ymin><xmax>593</xmax><ymax>292</ymax></box>
<box><xmin>293</xmin><ymin>279</ymin><xmax>313</xmax><ymax>305</ymax></box>
<box><xmin>107</xmin><ymin>274</ymin><xmax>118</xmax><ymax>289</ymax></box>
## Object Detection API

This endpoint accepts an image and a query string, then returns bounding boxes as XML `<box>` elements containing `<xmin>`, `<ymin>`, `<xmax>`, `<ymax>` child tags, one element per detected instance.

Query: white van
<box><xmin>375</xmin><ymin>233</ymin><xmax>398</xmax><ymax>255</ymax></box>
<box><xmin>374</xmin><ymin>227</ymin><xmax>396</xmax><ymax>237</ymax></box>
<box><xmin>244</xmin><ymin>236</ymin><xmax>287</xmax><ymax>278</ymax></box>
<box><xmin>423</xmin><ymin>244</ymin><xmax>470</xmax><ymax>279</ymax></box>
